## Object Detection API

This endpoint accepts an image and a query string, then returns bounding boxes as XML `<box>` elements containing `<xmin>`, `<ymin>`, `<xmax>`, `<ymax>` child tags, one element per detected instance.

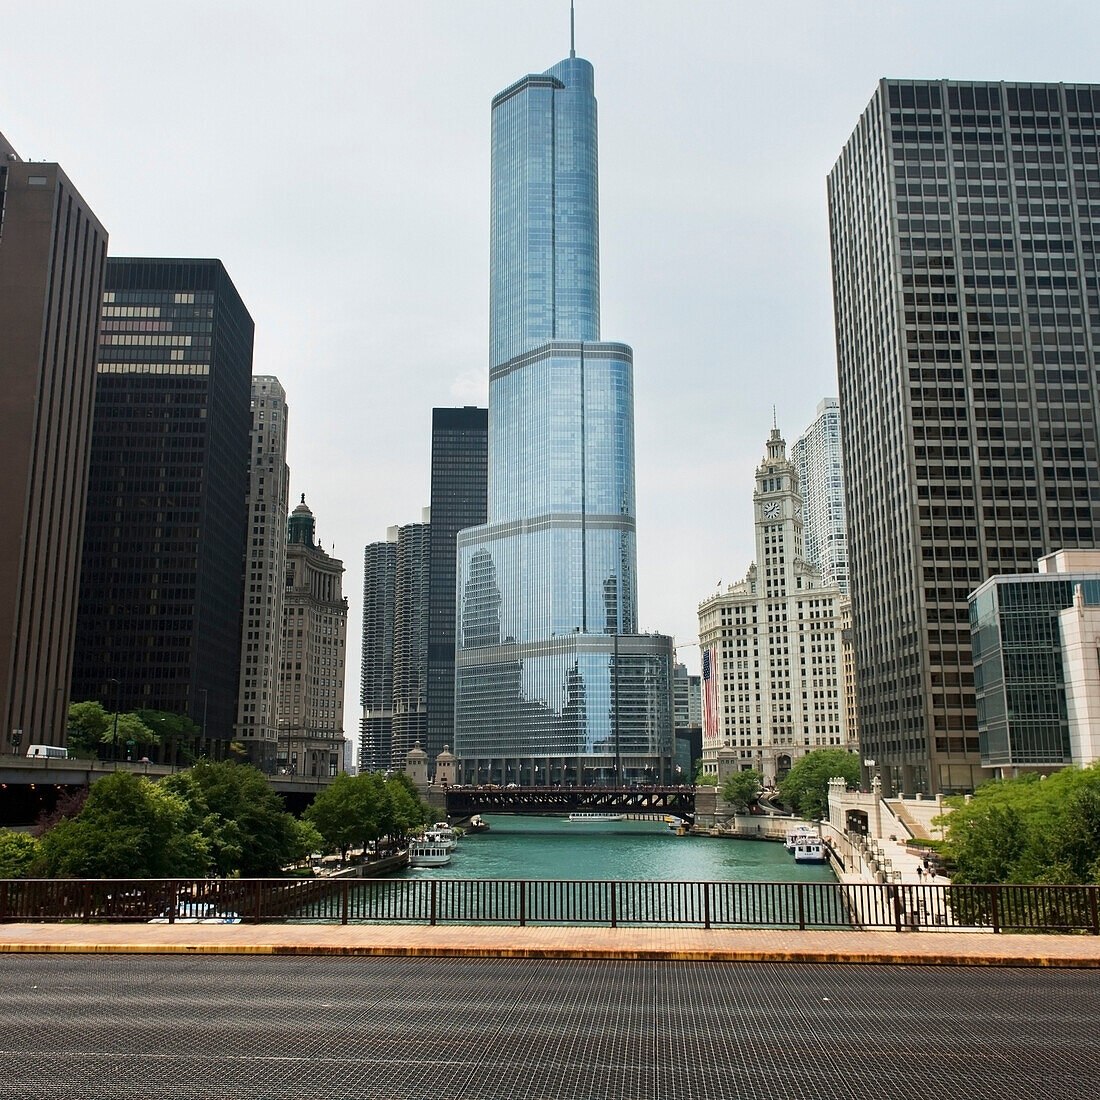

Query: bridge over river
<box><xmin>445</xmin><ymin>784</ymin><xmax>696</xmax><ymax>823</ymax></box>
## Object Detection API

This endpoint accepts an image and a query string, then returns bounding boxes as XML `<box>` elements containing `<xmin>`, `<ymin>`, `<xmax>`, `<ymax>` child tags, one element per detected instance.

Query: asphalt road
<box><xmin>0</xmin><ymin>954</ymin><xmax>1096</xmax><ymax>1099</ymax></box>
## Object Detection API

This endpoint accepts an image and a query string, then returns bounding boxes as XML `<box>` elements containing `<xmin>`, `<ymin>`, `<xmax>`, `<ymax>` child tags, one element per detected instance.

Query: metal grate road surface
<box><xmin>0</xmin><ymin>955</ymin><xmax>1096</xmax><ymax>1099</ymax></box>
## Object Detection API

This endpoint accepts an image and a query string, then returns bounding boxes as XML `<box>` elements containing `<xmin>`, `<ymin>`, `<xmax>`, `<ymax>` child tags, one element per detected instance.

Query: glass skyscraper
<box><xmin>454</xmin><ymin>49</ymin><xmax>673</xmax><ymax>786</ymax></box>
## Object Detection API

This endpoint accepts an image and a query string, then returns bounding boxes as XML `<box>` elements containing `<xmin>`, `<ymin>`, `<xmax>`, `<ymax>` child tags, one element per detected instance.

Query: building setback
<box><xmin>276</xmin><ymin>497</ymin><xmax>347</xmax><ymax>777</ymax></box>
<box><xmin>0</xmin><ymin>131</ymin><xmax>107</xmax><ymax>753</ymax></box>
<box><xmin>453</xmin><ymin>42</ymin><xmax>674</xmax><ymax>785</ymax></box>
<box><xmin>791</xmin><ymin>399</ymin><xmax>849</xmax><ymax>595</ymax></box>
<box><xmin>235</xmin><ymin>376</ymin><xmax>290</xmax><ymax>771</ymax></box>
<box><xmin>829</xmin><ymin>81</ymin><xmax>1100</xmax><ymax>795</ymax></box>
<box><xmin>426</xmin><ymin>407</ymin><xmax>487</xmax><ymax>764</ymax></box>
<box><xmin>698</xmin><ymin>428</ymin><xmax>848</xmax><ymax>786</ymax></box>
<box><xmin>72</xmin><ymin>258</ymin><xmax>253</xmax><ymax>755</ymax></box>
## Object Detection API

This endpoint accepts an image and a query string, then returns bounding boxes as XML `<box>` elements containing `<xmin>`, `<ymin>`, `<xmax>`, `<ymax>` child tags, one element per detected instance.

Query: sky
<box><xmin>3</xmin><ymin>0</ymin><xmax>1098</xmax><ymax>722</ymax></box>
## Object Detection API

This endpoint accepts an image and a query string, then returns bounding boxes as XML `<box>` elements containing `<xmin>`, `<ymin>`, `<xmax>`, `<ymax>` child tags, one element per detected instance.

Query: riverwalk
<box><xmin>3</xmin><ymin>920</ymin><xmax>1099</xmax><ymax>966</ymax></box>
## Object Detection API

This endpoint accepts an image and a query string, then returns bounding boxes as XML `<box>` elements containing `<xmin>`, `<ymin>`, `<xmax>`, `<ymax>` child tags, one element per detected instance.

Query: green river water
<box><xmin>397</xmin><ymin>815</ymin><xmax>836</xmax><ymax>883</ymax></box>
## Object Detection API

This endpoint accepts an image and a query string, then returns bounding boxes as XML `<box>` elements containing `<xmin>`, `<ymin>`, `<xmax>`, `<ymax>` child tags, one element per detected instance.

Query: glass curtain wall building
<box><xmin>454</xmin><ymin>50</ymin><xmax>674</xmax><ymax>786</ymax></box>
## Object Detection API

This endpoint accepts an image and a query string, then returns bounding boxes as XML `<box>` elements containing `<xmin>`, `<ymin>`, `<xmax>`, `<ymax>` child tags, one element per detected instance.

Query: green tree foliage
<box><xmin>304</xmin><ymin>772</ymin><xmax>429</xmax><ymax>858</ymax></box>
<box><xmin>0</xmin><ymin>831</ymin><xmax>38</xmax><ymax>878</ymax></box>
<box><xmin>943</xmin><ymin>764</ymin><xmax>1100</xmax><ymax>885</ymax></box>
<box><xmin>134</xmin><ymin>709</ymin><xmax>200</xmax><ymax>762</ymax></box>
<box><xmin>777</xmin><ymin>749</ymin><xmax>861</xmax><ymax>820</ymax></box>
<box><xmin>35</xmin><ymin>772</ymin><xmax>208</xmax><ymax>878</ymax></box>
<box><xmin>163</xmin><ymin>761</ymin><xmax>315</xmax><ymax>877</ymax></box>
<box><xmin>66</xmin><ymin>701</ymin><xmax>110</xmax><ymax>757</ymax></box>
<box><xmin>721</xmin><ymin>770</ymin><xmax>763</xmax><ymax>812</ymax></box>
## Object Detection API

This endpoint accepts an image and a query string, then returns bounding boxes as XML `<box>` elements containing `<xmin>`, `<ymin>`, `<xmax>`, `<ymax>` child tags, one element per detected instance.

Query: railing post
<box><xmin>519</xmin><ymin>880</ymin><xmax>527</xmax><ymax>927</ymax></box>
<box><xmin>168</xmin><ymin>880</ymin><xmax>177</xmax><ymax>925</ymax></box>
<box><xmin>0</xmin><ymin>880</ymin><xmax>8</xmax><ymax>923</ymax></box>
<box><xmin>83</xmin><ymin>881</ymin><xmax>93</xmax><ymax>923</ymax></box>
<box><xmin>253</xmin><ymin>880</ymin><xmax>262</xmax><ymax>924</ymax></box>
<box><xmin>797</xmin><ymin>882</ymin><xmax>806</xmax><ymax>931</ymax></box>
<box><xmin>341</xmin><ymin>879</ymin><xmax>349</xmax><ymax>925</ymax></box>
<box><xmin>610</xmin><ymin>881</ymin><xmax>618</xmax><ymax>928</ymax></box>
<box><xmin>430</xmin><ymin>877</ymin><xmax>438</xmax><ymax>926</ymax></box>
<box><xmin>704</xmin><ymin>881</ymin><xmax>711</xmax><ymax>930</ymax></box>
<box><xmin>891</xmin><ymin>885</ymin><xmax>902</xmax><ymax>933</ymax></box>
<box><xmin>989</xmin><ymin>885</ymin><xmax>1000</xmax><ymax>934</ymax></box>
<box><xmin>1089</xmin><ymin>886</ymin><xmax>1099</xmax><ymax>936</ymax></box>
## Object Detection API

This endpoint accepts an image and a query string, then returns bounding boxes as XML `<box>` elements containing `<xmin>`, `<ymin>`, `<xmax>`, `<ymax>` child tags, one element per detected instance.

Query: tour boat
<box><xmin>568</xmin><ymin>811</ymin><xmax>625</xmax><ymax>823</ymax></box>
<box><xmin>409</xmin><ymin>840</ymin><xmax>452</xmax><ymax>867</ymax></box>
<box><xmin>666</xmin><ymin>815</ymin><xmax>684</xmax><ymax>830</ymax></box>
<box><xmin>785</xmin><ymin>823</ymin><xmax>818</xmax><ymax>852</ymax></box>
<box><xmin>423</xmin><ymin>828</ymin><xmax>457</xmax><ymax>851</ymax></box>
<box><xmin>791</xmin><ymin>833</ymin><xmax>826</xmax><ymax>864</ymax></box>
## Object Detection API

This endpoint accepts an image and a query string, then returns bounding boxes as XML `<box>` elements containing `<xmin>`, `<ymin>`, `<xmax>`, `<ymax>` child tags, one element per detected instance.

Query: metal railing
<box><xmin>1</xmin><ymin>878</ymin><xmax>1097</xmax><ymax>933</ymax></box>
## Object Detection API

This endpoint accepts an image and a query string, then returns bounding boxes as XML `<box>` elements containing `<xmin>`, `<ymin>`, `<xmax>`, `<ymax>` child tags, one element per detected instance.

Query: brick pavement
<box><xmin>2</xmin><ymin>921</ymin><xmax>1099</xmax><ymax>966</ymax></box>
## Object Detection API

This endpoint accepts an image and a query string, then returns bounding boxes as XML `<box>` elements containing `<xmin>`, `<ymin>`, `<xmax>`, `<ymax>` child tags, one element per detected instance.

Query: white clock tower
<box><xmin>697</xmin><ymin>424</ymin><xmax>850</xmax><ymax>785</ymax></box>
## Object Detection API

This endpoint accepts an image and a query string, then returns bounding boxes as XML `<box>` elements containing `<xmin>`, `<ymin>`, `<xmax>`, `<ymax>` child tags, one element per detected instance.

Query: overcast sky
<box><xmin>3</xmin><ymin>0</ymin><xmax>1098</xmax><ymax>715</ymax></box>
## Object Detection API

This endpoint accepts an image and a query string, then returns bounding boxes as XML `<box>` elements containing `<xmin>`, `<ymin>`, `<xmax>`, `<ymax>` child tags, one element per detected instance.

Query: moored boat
<box><xmin>791</xmin><ymin>833</ymin><xmax>826</xmax><ymax>863</ymax></box>
<box><xmin>466</xmin><ymin>814</ymin><xmax>490</xmax><ymax>833</ymax></box>
<box><xmin>568</xmin><ymin>811</ymin><xmax>625</xmax><ymax>823</ymax></box>
<box><xmin>785</xmin><ymin>823</ymin><xmax>817</xmax><ymax>852</ymax></box>
<box><xmin>409</xmin><ymin>840</ymin><xmax>452</xmax><ymax>867</ymax></box>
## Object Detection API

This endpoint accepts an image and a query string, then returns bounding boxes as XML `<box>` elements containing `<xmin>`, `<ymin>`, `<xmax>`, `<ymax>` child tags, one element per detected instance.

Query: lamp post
<box><xmin>106</xmin><ymin>678</ymin><xmax>121</xmax><ymax>761</ymax></box>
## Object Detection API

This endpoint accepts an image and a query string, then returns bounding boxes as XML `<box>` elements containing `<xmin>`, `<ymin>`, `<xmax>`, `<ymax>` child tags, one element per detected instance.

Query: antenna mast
<box><xmin>570</xmin><ymin>0</ymin><xmax>576</xmax><ymax>58</ymax></box>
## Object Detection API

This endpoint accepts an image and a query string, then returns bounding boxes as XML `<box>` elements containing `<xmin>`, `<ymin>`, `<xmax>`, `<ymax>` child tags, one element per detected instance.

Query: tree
<box><xmin>66</xmin><ymin>701</ymin><xmax>110</xmax><ymax>757</ymax></box>
<box><xmin>164</xmin><ymin>760</ymin><xmax>311</xmax><ymax>876</ymax></box>
<box><xmin>135</xmin><ymin>709</ymin><xmax>201</xmax><ymax>764</ymax></box>
<box><xmin>942</xmin><ymin>763</ymin><xmax>1100</xmax><ymax>885</ymax></box>
<box><xmin>721</xmin><ymin>770</ymin><xmax>763</xmax><ymax>812</ymax></box>
<box><xmin>777</xmin><ymin>749</ymin><xmax>860</xmax><ymax>820</ymax></box>
<box><xmin>34</xmin><ymin>771</ymin><xmax>208</xmax><ymax>878</ymax></box>
<box><xmin>385</xmin><ymin>774</ymin><xmax>428</xmax><ymax>838</ymax></box>
<box><xmin>304</xmin><ymin>773</ymin><xmax>381</xmax><ymax>859</ymax></box>
<box><xmin>0</xmin><ymin>831</ymin><xmax>37</xmax><ymax>878</ymax></box>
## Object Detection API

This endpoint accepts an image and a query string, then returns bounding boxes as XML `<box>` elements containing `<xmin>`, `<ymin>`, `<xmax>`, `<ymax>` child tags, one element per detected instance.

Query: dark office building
<box><xmin>426</xmin><ymin>407</ymin><xmax>488</xmax><ymax>762</ymax></box>
<box><xmin>72</xmin><ymin>258</ymin><xmax>253</xmax><ymax>754</ymax></box>
<box><xmin>360</xmin><ymin>536</ymin><xmax>396</xmax><ymax>772</ymax></box>
<box><xmin>0</xmin><ymin>132</ymin><xmax>107</xmax><ymax>753</ymax></box>
<box><xmin>829</xmin><ymin>81</ymin><xmax>1100</xmax><ymax>795</ymax></box>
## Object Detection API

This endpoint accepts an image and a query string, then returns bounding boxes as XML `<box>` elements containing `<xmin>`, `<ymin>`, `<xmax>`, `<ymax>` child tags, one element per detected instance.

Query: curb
<box><xmin>2</xmin><ymin>941</ymin><xmax>1098</xmax><ymax>967</ymax></box>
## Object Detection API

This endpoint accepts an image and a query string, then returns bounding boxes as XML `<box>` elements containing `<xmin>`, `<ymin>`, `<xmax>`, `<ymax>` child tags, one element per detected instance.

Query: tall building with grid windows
<box><xmin>829</xmin><ymin>81</ymin><xmax>1100</xmax><ymax>796</ymax></box>
<box><xmin>791</xmin><ymin>399</ymin><xmax>849</xmax><ymax>595</ymax></box>
<box><xmin>360</xmin><ymin>535</ymin><xmax>397</xmax><ymax>773</ymax></box>
<box><xmin>235</xmin><ymin>376</ymin><xmax>289</xmax><ymax>772</ymax></box>
<box><xmin>426</xmin><ymin>408</ymin><xmax>487</xmax><ymax>764</ymax></box>
<box><xmin>276</xmin><ymin>497</ymin><xmax>347</xmax><ymax>778</ymax></box>
<box><xmin>0</xmin><ymin>132</ymin><xmax>107</xmax><ymax>754</ymax></box>
<box><xmin>453</xmin><ymin>44</ymin><xmax>674</xmax><ymax>786</ymax></box>
<box><xmin>72</xmin><ymin>258</ymin><xmax>253</xmax><ymax>756</ymax></box>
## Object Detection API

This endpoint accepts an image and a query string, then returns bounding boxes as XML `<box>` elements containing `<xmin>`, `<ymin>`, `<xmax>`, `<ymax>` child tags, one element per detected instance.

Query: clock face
<box><xmin>763</xmin><ymin>501</ymin><xmax>781</xmax><ymax>519</ymax></box>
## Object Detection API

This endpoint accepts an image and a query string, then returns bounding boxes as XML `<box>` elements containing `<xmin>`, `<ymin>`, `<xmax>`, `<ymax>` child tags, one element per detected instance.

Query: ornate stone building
<box><xmin>235</xmin><ymin>376</ymin><xmax>289</xmax><ymax>771</ymax></box>
<box><xmin>698</xmin><ymin>427</ymin><xmax>849</xmax><ymax>785</ymax></box>
<box><xmin>276</xmin><ymin>497</ymin><xmax>348</xmax><ymax>778</ymax></box>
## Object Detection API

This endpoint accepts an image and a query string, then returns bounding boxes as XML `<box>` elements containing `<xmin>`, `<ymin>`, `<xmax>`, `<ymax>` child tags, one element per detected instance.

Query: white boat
<box><xmin>792</xmin><ymin>833</ymin><xmax>826</xmax><ymax>864</ymax></box>
<box><xmin>409</xmin><ymin>840</ymin><xmax>452</xmax><ymax>867</ymax></box>
<box><xmin>665</xmin><ymin>815</ymin><xmax>684</xmax><ymax>830</ymax></box>
<box><xmin>785</xmin><ymin>823</ymin><xmax>817</xmax><ymax>852</ymax></box>
<box><xmin>423</xmin><ymin>829</ymin><xmax>457</xmax><ymax>851</ymax></box>
<box><xmin>568</xmin><ymin>811</ymin><xmax>625</xmax><ymax>823</ymax></box>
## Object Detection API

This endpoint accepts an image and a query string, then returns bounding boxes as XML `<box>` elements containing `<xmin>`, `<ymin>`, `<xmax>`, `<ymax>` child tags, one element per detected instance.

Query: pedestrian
<box><xmin>916</xmin><ymin>866</ymin><xmax>924</xmax><ymax>881</ymax></box>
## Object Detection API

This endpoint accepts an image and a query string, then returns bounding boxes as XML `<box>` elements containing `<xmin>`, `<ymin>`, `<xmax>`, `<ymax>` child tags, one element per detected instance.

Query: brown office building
<box><xmin>0</xmin><ymin>131</ymin><xmax>108</xmax><ymax>753</ymax></box>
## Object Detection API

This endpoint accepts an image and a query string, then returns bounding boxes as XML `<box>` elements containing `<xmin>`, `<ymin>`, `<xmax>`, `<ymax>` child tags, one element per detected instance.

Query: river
<box><xmin>397</xmin><ymin>814</ymin><xmax>836</xmax><ymax>882</ymax></box>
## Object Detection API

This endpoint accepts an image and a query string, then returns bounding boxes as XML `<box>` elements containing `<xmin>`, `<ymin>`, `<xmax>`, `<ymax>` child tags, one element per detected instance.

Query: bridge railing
<box><xmin>1</xmin><ymin>878</ymin><xmax>1098</xmax><ymax>933</ymax></box>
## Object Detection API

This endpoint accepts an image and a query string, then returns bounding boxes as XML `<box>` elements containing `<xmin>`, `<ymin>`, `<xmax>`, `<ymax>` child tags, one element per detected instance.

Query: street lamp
<box><xmin>106</xmin><ymin>678</ymin><xmax>121</xmax><ymax>761</ymax></box>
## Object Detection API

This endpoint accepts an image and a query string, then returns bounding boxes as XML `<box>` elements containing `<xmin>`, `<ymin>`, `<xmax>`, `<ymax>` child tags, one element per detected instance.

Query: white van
<box><xmin>26</xmin><ymin>744</ymin><xmax>68</xmax><ymax>759</ymax></box>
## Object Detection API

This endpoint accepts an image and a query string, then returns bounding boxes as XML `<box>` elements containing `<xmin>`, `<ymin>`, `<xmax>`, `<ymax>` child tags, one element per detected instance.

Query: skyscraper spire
<box><xmin>570</xmin><ymin>0</ymin><xmax>576</xmax><ymax>58</ymax></box>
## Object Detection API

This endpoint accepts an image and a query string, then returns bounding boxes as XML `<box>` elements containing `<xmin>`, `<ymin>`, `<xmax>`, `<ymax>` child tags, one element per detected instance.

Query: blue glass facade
<box><xmin>455</xmin><ymin>53</ymin><xmax>673</xmax><ymax>785</ymax></box>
